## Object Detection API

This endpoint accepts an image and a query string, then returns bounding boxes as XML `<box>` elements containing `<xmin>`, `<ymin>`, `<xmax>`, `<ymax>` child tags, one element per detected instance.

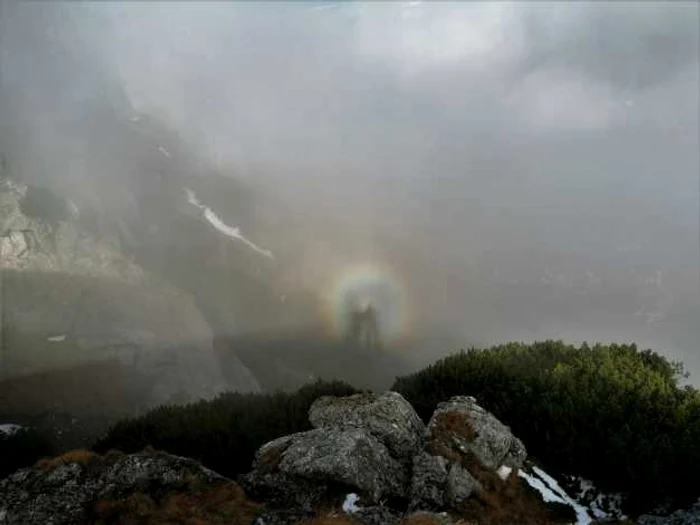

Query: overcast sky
<box><xmin>1</xmin><ymin>2</ymin><xmax>699</xmax><ymax>376</ymax></box>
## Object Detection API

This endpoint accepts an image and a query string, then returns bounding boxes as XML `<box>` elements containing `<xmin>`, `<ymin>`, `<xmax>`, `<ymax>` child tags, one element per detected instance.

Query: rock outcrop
<box><xmin>308</xmin><ymin>391</ymin><xmax>426</xmax><ymax>464</ymax></box>
<box><xmin>426</xmin><ymin>396</ymin><xmax>527</xmax><ymax>471</ymax></box>
<box><xmin>0</xmin><ymin>449</ymin><xmax>261</xmax><ymax>525</ymax></box>
<box><xmin>0</xmin><ymin>391</ymin><xmax>597</xmax><ymax>524</ymax></box>
<box><xmin>0</xmin><ymin>173</ymin><xmax>259</xmax><ymax>410</ymax></box>
<box><xmin>243</xmin><ymin>391</ymin><xmax>532</xmax><ymax>522</ymax></box>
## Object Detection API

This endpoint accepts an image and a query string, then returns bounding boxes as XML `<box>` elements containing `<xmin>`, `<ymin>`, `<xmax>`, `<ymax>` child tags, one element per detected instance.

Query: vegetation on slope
<box><xmin>94</xmin><ymin>380</ymin><xmax>359</xmax><ymax>479</ymax></box>
<box><xmin>391</xmin><ymin>340</ymin><xmax>700</xmax><ymax>514</ymax></box>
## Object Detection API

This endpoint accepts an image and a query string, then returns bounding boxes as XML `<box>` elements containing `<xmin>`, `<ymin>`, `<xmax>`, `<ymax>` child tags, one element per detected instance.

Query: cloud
<box><xmin>1</xmin><ymin>1</ymin><xmax>698</xmax><ymax>377</ymax></box>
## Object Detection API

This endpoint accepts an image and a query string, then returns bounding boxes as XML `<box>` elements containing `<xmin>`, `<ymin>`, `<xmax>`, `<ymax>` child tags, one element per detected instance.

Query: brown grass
<box><xmin>425</xmin><ymin>410</ymin><xmax>477</xmax><ymax>466</ymax></box>
<box><xmin>430</xmin><ymin>411</ymin><xmax>477</xmax><ymax>443</ymax></box>
<box><xmin>93</xmin><ymin>481</ymin><xmax>262</xmax><ymax>525</ymax></box>
<box><xmin>35</xmin><ymin>448</ymin><xmax>98</xmax><ymax>469</ymax></box>
<box><xmin>453</xmin><ymin>467</ymin><xmax>561</xmax><ymax>525</ymax></box>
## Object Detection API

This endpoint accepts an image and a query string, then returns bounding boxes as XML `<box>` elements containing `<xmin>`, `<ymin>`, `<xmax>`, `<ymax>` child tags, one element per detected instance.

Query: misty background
<box><xmin>0</xmin><ymin>0</ymin><xmax>698</xmax><ymax>401</ymax></box>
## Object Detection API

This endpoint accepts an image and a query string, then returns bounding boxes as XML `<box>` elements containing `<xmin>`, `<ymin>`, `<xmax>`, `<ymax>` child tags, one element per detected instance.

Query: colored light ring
<box><xmin>322</xmin><ymin>262</ymin><xmax>410</xmax><ymax>342</ymax></box>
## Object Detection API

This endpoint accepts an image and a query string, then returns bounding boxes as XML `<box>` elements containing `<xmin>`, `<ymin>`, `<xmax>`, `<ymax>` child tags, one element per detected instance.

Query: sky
<box><xmin>1</xmin><ymin>2</ymin><xmax>699</xmax><ymax>377</ymax></box>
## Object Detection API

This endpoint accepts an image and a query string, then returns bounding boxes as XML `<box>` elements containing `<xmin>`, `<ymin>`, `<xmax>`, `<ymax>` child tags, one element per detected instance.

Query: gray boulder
<box><xmin>410</xmin><ymin>451</ymin><xmax>449</xmax><ymax>511</ymax></box>
<box><xmin>309</xmin><ymin>391</ymin><xmax>426</xmax><ymax>464</ymax></box>
<box><xmin>242</xmin><ymin>427</ymin><xmax>408</xmax><ymax>508</ymax></box>
<box><xmin>428</xmin><ymin>395</ymin><xmax>526</xmax><ymax>470</ymax></box>
<box><xmin>0</xmin><ymin>451</ymin><xmax>236</xmax><ymax>525</ymax></box>
<box><xmin>445</xmin><ymin>463</ymin><xmax>476</xmax><ymax>509</ymax></box>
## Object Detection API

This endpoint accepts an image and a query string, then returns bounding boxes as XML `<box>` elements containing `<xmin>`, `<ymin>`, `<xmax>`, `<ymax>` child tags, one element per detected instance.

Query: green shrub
<box><xmin>94</xmin><ymin>380</ymin><xmax>359</xmax><ymax>480</ymax></box>
<box><xmin>0</xmin><ymin>427</ymin><xmax>56</xmax><ymax>478</ymax></box>
<box><xmin>391</xmin><ymin>340</ymin><xmax>700</xmax><ymax>515</ymax></box>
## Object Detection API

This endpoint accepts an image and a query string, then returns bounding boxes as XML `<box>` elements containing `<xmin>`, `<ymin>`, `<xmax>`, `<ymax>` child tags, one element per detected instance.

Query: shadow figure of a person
<box><xmin>345</xmin><ymin>301</ymin><xmax>381</xmax><ymax>350</ymax></box>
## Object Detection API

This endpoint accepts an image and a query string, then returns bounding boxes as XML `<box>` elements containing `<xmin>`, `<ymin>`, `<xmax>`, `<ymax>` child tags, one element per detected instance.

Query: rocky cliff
<box><xmin>0</xmin><ymin>169</ymin><xmax>260</xmax><ymax>411</ymax></box>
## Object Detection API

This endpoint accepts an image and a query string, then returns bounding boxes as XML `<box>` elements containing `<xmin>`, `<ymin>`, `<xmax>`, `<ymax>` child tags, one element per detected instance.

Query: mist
<box><xmin>1</xmin><ymin>1</ymin><xmax>698</xmax><ymax>384</ymax></box>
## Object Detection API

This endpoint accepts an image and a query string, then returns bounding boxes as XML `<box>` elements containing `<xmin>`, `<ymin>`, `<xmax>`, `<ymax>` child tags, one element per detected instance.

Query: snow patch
<box><xmin>0</xmin><ymin>424</ymin><xmax>22</xmax><ymax>436</ymax></box>
<box><xmin>519</xmin><ymin>466</ymin><xmax>593</xmax><ymax>525</ymax></box>
<box><xmin>342</xmin><ymin>493</ymin><xmax>361</xmax><ymax>513</ymax></box>
<box><xmin>157</xmin><ymin>145</ymin><xmax>171</xmax><ymax>158</ymax></box>
<box><xmin>184</xmin><ymin>188</ymin><xmax>273</xmax><ymax>259</ymax></box>
<box><xmin>564</xmin><ymin>474</ymin><xmax>626</xmax><ymax>520</ymax></box>
<box><xmin>47</xmin><ymin>334</ymin><xmax>66</xmax><ymax>342</ymax></box>
<box><xmin>497</xmin><ymin>465</ymin><xmax>513</xmax><ymax>480</ymax></box>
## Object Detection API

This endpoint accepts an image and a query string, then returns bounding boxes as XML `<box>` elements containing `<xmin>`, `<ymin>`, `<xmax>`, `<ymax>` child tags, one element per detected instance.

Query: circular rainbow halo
<box><xmin>322</xmin><ymin>262</ymin><xmax>410</xmax><ymax>343</ymax></box>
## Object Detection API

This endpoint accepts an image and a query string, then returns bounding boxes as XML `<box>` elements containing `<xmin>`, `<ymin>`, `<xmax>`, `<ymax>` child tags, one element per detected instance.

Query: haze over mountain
<box><xmin>0</xmin><ymin>1</ymin><xmax>698</xmax><ymax>391</ymax></box>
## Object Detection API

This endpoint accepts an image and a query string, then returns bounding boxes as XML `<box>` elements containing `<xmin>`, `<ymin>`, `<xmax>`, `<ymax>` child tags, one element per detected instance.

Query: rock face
<box><xmin>0</xmin><ymin>450</ymin><xmax>245</xmax><ymax>525</ymax></box>
<box><xmin>308</xmin><ymin>391</ymin><xmax>426</xmax><ymax>464</ymax></box>
<box><xmin>243</xmin><ymin>392</ymin><xmax>529</xmax><ymax>521</ymax></box>
<box><xmin>427</xmin><ymin>396</ymin><xmax>527</xmax><ymax>471</ymax></box>
<box><xmin>0</xmin><ymin>174</ymin><xmax>260</xmax><ymax>410</ymax></box>
<box><xmin>242</xmin><ymin>426</ymin><xmax>407</xmax><ymax>510</ymax></box>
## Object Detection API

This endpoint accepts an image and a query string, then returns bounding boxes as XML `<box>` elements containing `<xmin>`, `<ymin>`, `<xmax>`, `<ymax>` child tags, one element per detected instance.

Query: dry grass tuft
<box><xmin>430</xmin><ymin>411</ymin><xmax>476</xmax><ymax>443</ymax></box>
<box><xmin>35</xmin><ymin>448</ymin><xmax>98</xmax><ymax>469</ymax></box>
<box><xmin>93</xmin><ymin>481</ymin><xmax>262</xmax><ymax>524</ymax></box>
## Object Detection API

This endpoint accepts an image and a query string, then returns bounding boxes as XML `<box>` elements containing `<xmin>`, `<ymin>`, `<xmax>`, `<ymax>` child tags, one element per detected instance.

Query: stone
<box><xmin>309</xmin><ymin>391</ymin><xmax>426</xmax><ymax>463</ymax></box>
<box><xmin>0</xmin><ymin>451</ymin><xmax>235</xmax><ymax>525</ymax></box>
<box><xmin>243</xmin><ymin>427</ymin><xmax>408</xmax><ymax>507</ymax></box>
<box><xmin>445</xmin><ymin>463</ymin><xmax>476</xmax><ymax>509</ymax></box>
<box><xmin>410</xmin><ymin>451</ymin><xmax>448</xmax><ymax>511</ymax></box>
<box><xmin>428</xmin><ymin>396</ymin><xmax>526</xmax><ymax>471</ymax></box>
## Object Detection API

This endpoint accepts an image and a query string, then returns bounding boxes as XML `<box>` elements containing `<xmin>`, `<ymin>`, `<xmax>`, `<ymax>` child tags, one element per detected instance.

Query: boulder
<box><xmin>242</xmin><ymin>427</ymin><xmax>408</xmax><ymax>508</ymax></box>
<box><xmin>445</xmin><ymin>463</ymin><xmax>476</xmax><ymax>508</ymax></box>
<box><xmin>244</xmin><ymin>392</ymin><xmax>531</xmax><ymax>520</ymax></box>
<box><xmin>0</xmin><ymin>450</ymin><xmax>250</xmax><ymax>525</ymax></box>
<box><xmin>427</xmin><ymin>396</ymin><xmax>526</xmax><ymax>471</ymax></box>
<box><xmin>410</xmin><ymin>451</ymin><xmax>448</xmax><ymax>511</ymax></box>
<box><xmin>309</xmin><ymin>391</ymin><xmax>426</xmax><ymax>463</ymax></box>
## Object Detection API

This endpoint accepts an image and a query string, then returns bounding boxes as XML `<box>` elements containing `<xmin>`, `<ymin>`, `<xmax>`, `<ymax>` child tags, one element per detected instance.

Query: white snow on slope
<box><xmin>47</xmin><ymin>334</ymin><xmax>66</xmax><ymax>342</ymax></box>
<box><xmin>184</xmin><ymin>188</ymin><xmax>273</xmax><ymax>259</ymax></box>
<box><xmin>497</xmin><ymin>465</ymin><xmax>513</xmax><ymax>480</ymax></box>
<box><xmin>519</xmin><ymin>466</ymin><xmax>593</xmax><ymax>525</ymax></box>
<box><xmin>565</xmin><ymin>475</ymin><xmax>626</xmax><ymax>520</ymax></box>
<box><xmin>342</xmin><ymin>493</ymin><xmax>361</xmax><ymax>513</ymax></box>
<box><xmin>0</xmin><ymin>424</ymin><xmax>22</xmax><ymax>436</ymax></box>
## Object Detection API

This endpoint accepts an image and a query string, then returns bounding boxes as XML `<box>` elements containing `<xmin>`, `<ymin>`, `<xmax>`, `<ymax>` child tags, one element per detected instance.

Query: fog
<box><xmin>1</xmin><ymin>2</ymin><xmax>699</xmax><ymax>384</ymax></box>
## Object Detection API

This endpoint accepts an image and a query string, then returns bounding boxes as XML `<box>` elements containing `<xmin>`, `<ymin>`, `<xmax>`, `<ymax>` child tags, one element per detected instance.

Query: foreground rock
<box><xmin>426</xmin><ymin>396</ymin><xmax>526</xmax><ymax>471</ymax></box>
<box><xmin>0</xmin><ymin>449</ymin><xmax>261</xmax><ymax>525</ymax></box>
<box><xmin>242</xmin><ymin>391</ymin><xmax>551</xmax><ymax>523</ymax></box>
<box><xmin>242</xmin><ymin>426</ymin><xmax>407</xmax><ymax>510</ymax></box>
<box><xmin>309</xmin><ymin>391</ymin><xmax>426</xmax><ymax>464</ymax></box>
